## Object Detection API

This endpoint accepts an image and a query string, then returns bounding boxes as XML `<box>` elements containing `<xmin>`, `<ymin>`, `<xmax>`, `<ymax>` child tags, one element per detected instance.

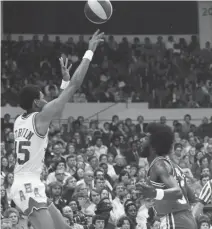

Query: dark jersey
<box><xmin>147</xmin><ymin>156</ymin><xmax>190</xmax><ymax>216</ymax></box>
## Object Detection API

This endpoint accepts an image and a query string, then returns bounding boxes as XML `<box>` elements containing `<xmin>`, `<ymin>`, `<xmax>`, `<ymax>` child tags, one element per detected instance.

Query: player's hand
<box><xmin>59</xmin><ymin>57</ymin><xmax>72</xmax><ymax>81</ymax></box>
<box><xmin>88</xmin><ymin>29</ymin><xmax>104</xmax><ymax>52</ymax></box>
<box><xmin>136</xmin><ymin>182</ymin><xmax>157</xmax><ymax>199</ymax></box>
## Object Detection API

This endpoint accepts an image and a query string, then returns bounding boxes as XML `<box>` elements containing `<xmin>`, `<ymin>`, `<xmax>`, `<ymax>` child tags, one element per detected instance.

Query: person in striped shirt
<box><xmin>192</xmin><ymin>179</ymin><xmax>212</xmax><ymax>222</ymax></box>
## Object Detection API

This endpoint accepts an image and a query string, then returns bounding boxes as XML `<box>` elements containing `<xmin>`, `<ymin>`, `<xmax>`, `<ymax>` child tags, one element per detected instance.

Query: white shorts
<box><xmin>11</xmin><ymin>172</ymin><xmax>47</xmax><ymax>213</ymax></box>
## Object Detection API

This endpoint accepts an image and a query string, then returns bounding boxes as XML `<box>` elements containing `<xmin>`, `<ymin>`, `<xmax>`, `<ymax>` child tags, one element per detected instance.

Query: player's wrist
<box><xmin>60</xmin><ymin>80</ymin><xmax>70</xmax><ymax>89</ymax></box>
<box><xmin>83</xmin><ymin>50</ymin><xmax>94</xmax><ymax>61</ymax></box>
<box><xmin>155</xmin><ymin>189</ymin><xmax>164</xmax><ymax>200</ymax></box>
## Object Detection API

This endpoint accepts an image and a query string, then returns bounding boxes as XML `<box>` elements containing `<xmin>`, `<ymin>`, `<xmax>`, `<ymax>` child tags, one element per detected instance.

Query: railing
<box><xmin>9</xmin><ymin>113</ymin><xmax>204</xmax><ymax>127</ymax></box>
<box><xmin>6</xmin><ymin>100</ymin><xmax>210</xmax><ymax>126</ymax></box>
<box><xmin>85</xmin><ymin>102</ymin><xmax>121</xmax><ymax>121</ymax></box>
<box><xmin>52</xmin><ymin>102</ymin><xmax>123</xmax><ymax>126</ymax></box>
<box><xmin>44</xmin><ymin>118</ymin><xmax>204</xmax><ymax>127</ymax></box>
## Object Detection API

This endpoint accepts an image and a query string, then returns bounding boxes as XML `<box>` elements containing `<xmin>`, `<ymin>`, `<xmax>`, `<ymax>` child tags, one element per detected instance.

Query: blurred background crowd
<box><xmin>1</xmin><ymin>112</ymin><xmax>212</xmax><ymax>229</ymax></box>
<box><xmin>1</xmin><ymin>34</ymin><xmax>212</xmax><ymax>108</ymax></box>
<box><xmin>1</xmin><ymin>1</ymin><xmax>212</xmax><ymax>229</ymax></box>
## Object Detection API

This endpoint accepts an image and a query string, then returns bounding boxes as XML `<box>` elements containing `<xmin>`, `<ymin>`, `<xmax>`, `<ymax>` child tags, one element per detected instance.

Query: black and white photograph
<box><xmin>1</xmin><ymin>1</ymin><xmax>212</xmax><ymax>229</ymax></box>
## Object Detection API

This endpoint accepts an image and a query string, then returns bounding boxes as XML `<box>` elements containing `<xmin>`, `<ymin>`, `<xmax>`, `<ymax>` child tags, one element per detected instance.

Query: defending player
<box><xmin>136</xmin><ymin>123</ymin><xmax>197</xmax><ymax>229</ymax></box>
<box><xmin>12</xmin><ymin>30</ymin><xmax>104</xmax><ymax>229</ymax></box>
<box><xmin>192</xmin><ymin>179</ymin><xmax>212</xmax><ymax>223</ymax></box>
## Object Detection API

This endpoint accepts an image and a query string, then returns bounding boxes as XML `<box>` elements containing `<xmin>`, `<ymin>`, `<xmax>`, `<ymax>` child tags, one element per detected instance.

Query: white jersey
<box><xmin>14</xmin><ymin>112</ymin><xmax>48</xmax><ymax>175</ymax></box>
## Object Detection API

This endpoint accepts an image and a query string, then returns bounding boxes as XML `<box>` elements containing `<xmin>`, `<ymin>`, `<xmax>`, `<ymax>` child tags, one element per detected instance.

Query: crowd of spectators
<box><xmin>1</xmin><ymin>34</ymin><xmax>212</xmax><ymax>107</ymax></box>
<box><xmin>1</xmin><ymin>112</ymin><xmax>212</xmax><ymax>229</ymax></box>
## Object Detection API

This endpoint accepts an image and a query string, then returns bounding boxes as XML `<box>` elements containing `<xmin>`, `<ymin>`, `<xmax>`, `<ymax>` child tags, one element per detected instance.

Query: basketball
<box><xmin>84</xmin><ymin>0</ymin><xmax>113</xmax><ymax>24</ymax></box>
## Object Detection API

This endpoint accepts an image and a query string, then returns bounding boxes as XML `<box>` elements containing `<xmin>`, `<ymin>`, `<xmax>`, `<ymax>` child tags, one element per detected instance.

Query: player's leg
<box><xmin>11</xmin><ymin>174</ymin><xmax>57</xmax><ymax>229</ymax></box>
<box><xmin>48</xmin><ymin>203</ymin><xmax>71</xmax><ymax>229</ymax></box>
<box><xmin>169</xmin><ymin>211</ymin><xmax>198</xmax><ymax>229</ymax></box>
<box><xmin>11</xmin><ymin>175</ymin><xmax>70</xmax><ymax>229</ymax></box>
<box><xmin>28</xmin><ymin>208</ymin><xmax>56</xmax><ymax>229</ymax></box>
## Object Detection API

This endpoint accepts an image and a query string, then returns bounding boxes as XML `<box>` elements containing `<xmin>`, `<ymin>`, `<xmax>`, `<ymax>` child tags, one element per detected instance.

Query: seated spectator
<box><xmin>99</xmin><ymin>154</ymin><xmax>117</xmax><ymax>181</ymax></box>
<box><xmin>109</xmin><ymin>136</ymin><xmax>126</xmax><ymax>158</ymax></box>
<box><xmin>62</xmin><ymin>205</ymin><xmax>84</xmax><ymax>229</ymax></box>
<box><xmin>50</xmin><ymin>142</ymin><xmax>66</xmax><ymax>164</ymax></box>
<box><xmin>44</xmin><ymin>84</ymin><xmax>59</xmax><ymax>102</ymax></box>
<box><xmin>47</xmin><ymin>181</ymin><xmax>66</xmax><ymax>212</ymax></box>
<box><xmin>95</xmin><ymin>198</ymin><xmax>116</xmax><ymax>229</ymax></box>
<box><xmin>62</xmin><ymin>176</ymin><xmax>77</xmax><ymax>203</ymax></box>
<box><xmin>87</xmin><ymin>156</ymin><xmax>99</xmax><ymax>172</ymax></box>
<box><xmin>100</xmin><ymin>188</ymin><xmax>112</xmax><ymax>202</ymax></box>
<box><xmin>125</xmin><ymin>141</ymin><xmax>140</xmax><ymax>165</ymax></box>
<box><xmin>113</xmin><ymin>156</ymin><xmax>127</xmax><ymax>175</ymax></box>
<box><xmin>94</xmin><ymin>168</ymin><xmax>112</xmax><ymax>191</ymax></box>
<box><xmin>66</xmin><ymin>155</ymin><xmax>77</xmax><ymax>176</ymax></box>
<box><xmin>1</xmin><ymin>157</ymin><xmax>9</xmax><ymax>177</ymax></box>
<box><xmin>46</xmin><ymin>162</ymin><xmax>70</xmax><ymax>185</ymax></box>
<box><xmin>117</xmin><ymin>216</ymin><xmax>133</xmax><ymax>229</ymax></box>
<box><xmin>68</xmin><ymin>199</ymin><xmax>88</xmax><ymax>227</ymax></box>
<box><xmin>124</xmin><ymin>200</ymin><xmax>138</xmax><ymax>229</ymax></box>
<box><xmin>129</xmin><ymin>163</ymin><xmax>138</xmax><ymax>181</ymax></box>
<box><xmin>1</xmin><ymin>186</ymin><xmax>9</xmax><ymax>212</ymax></box>
<box><xmin>88</xmin><ymin>189</ymin><xmax>101</xmax><ymax>216</ymax></box>
<box><xmin>94</xmin><ymin>178</ymin><xmax>106</xmax><ymax>192</ymax></box>
<box><xmin>135</xmin><ymin>116</ymin><xmax>147</xmax><ymax>134</ymax></box>
<box><xmin>6</xmin><ymin>154</ymin><xmax>15</xmax><ymax>173</ymax></box>
<box><xmin>74</xmin><ymin>168</ymin><xmax>85</xmax><ymax>181</ymax></box>
<box><xmin>89</xmin><ymin>214</ymin><xmax>107</xmax><ymax>229</ymax></box>
<box><xmin>1</xmin><ymin>114</ymin><xmax>13</xmax><ymax>131</ymax></box>
<box><xmin>4</xmin><ymin>173</ymin><xmax>14</xmax><ymax>207</ymax></box>
<box><xmin>4</xmin><ymin>208</ymin><xmax>21</xmax><ymax>229</ymax></box>
<box><xmin>197</xmin><ymin>215</ymin><xmax>211</xmax><ymax>229</ymax></box>
<box><xmin>118</xmin><ymin>170</ymin><xmax>130</xmax><ymax>186</ymax></box>
<box><xmin>93</xmin><ymin>137</ymin><xmax>108</xmax><ymax>160</ymax></box>
<box><xmin>111</xmin><ymin>183</ymin><xmax>125</xmax><ymax>223</ymax></box>
<box><xmin>99</xmin><ymin>162</ymin><xmax>114</xmax><ymax>187</ymax></box>
<box><xmin>77</xmin><ymin>170</ymin><xmax>94</xmax><ymax>191</ymax></box>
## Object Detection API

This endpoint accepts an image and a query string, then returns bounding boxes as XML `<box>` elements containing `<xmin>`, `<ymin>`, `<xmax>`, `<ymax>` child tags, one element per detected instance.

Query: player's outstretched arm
<box><xmin>192</xmin><ymin>180</ymin><xmax>212</xmax><ymax>218</ymax></box>
<box><xmin>35</xmin><ymin>30</ymin><xmax>104</xmax><ymax>135</ymax></box>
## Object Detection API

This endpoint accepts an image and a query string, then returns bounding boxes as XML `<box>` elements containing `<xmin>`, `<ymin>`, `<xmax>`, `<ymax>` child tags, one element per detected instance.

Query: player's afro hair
<box><xmin>19</xmin><ymin>85</ymin><xmax>41</xmax><ymax>111</ymax></box>
<box><xmin>147</xmin><ymin>123</ymin><xmax>174</xmax><ymax>156</ymax></box>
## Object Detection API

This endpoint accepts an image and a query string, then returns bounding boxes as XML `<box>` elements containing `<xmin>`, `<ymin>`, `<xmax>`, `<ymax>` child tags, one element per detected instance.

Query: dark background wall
<box><xmin>2</xmin><ymin>1</ymin><xmax>198</xmax><ymax>34</ymax></box>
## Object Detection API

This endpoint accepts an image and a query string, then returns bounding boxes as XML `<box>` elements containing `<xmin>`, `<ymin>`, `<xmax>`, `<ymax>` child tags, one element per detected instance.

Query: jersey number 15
<box><xmin>15</xmin><ymin>141</ymin><xmax>31</xmax><ymax>165</ymax></box>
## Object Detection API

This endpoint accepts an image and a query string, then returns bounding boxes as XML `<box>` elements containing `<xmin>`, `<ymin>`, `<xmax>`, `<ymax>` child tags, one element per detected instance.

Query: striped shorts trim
<box><xmin>160</xmin><ymin>213</ymin><xmax>175</xmax><ymax>229</ymax></box>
